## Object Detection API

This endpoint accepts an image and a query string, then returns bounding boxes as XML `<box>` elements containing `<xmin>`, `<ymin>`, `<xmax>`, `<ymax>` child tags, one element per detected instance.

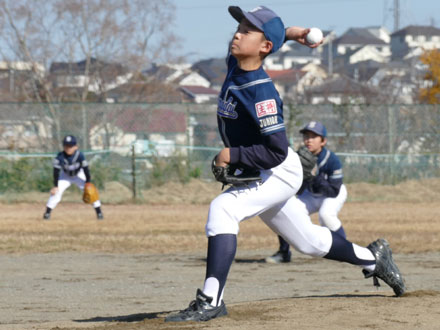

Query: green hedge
<box><xmin>0</xmin><ymin>158</ymin><xmax>121</xmax><ymax>193</ymax></box>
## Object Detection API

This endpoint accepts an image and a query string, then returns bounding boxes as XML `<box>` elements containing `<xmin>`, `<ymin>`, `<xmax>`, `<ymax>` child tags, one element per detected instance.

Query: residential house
<box><xmin>390</xmin><ymin>25</ymin><xmax>440</xmax><ymax>60</ymax></box>
<box><xmin>180</xmin><ymin>85</ymin><xmax>219</xmax><ymax>103</ymax></box>
<box><xmin>265</xmin><ymin>42</ymin><xmax>322</xmax><ymax>70</ymax></box>
<box><xmin>0</xmin><ymin>104</ymin><xmax>52</xmax><ymax>151</ymax></box>
<box><xmin>266</xmin><ymin>68</ymin><xmax>325</xmax><ymax>101</ymax></box>
<box><xmin>0</xmin><ymin>61</ymin><xmax>45</xmax><ymax>102</ymax></box>
<box><xmin>368</xmin><ymin>60</ymin><xmax>425</xmax><ymax>104</ymax></box>
<box><xmin>105</xmin><ymin>74</ymin><xmax>183</xmax><ymax>103</ymax></box>
<box><xmin>334</xmin><ymin>60</ymin><xmax>383</xmax><ymax>83</ymax></box>
<box><xmin>89</xmin><ymin>107</ymin><xmax>188</xmax><ymax>156</ymax></box>
<box><xmin>324</xmin><ymin>27</ymin><xmax>390</xmax><ymax>69</ymax></box>
<box><xmin>191</xmin><ymin>58</ymin><xmax>227</xmax><ymax>90</ymax></box>
<box><xmin>49</xmin><ymin>58</ymin><xmax>132</xmax><ymax>97</ymax></box>
<box><xmin>145</xmin><ymin>63</ymin><xmax>216</xmax><ymax>103</ymax></box>
<box><xmin>304</xmin><ymin>74</ymin><xmax>380</xmax><ymax>104</ymax></box>
<box><xmin>146</xmin><ymin>63</ymin><xmax>211</xmax><ymax>87</ymax></box>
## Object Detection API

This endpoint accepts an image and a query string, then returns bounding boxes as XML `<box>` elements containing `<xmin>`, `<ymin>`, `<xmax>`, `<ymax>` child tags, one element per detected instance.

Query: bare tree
<box><xmin>0</xmin><ymin>0</ymin><xmax>180</xmax><ymax>150</ymax></box>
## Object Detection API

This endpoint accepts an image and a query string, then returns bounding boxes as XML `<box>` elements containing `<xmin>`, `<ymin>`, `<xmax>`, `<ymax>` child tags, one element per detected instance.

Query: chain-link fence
<box><xmin>1</xmin><ymin>102</ymin><xmax>439</xmax><ymax>195</ymax></box>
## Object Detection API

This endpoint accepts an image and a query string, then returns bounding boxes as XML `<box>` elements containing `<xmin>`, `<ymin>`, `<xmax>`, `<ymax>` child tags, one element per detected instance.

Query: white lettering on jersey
<box><xmin>218</xmin><ymin>97</ymin><xmax>238</xmax><ymax>119</ymax></box>
<box><xmin>259</xmin><ymin>115</ymin><xmax>278</xmax><ymax>128</ymax></box>
<box><xmin>255</xmin><ymin>99</ymin><xmax>277</xmax><ymax>118</ymax></box>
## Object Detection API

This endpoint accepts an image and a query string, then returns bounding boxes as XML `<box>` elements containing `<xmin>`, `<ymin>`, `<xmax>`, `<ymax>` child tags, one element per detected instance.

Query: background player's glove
<box><xmin>211</xmin><ymin>157</ymin><xmax>262</xmax><ymax>189</ymax></box>
<box><xmin>83</xmin><ymin>182</ymin><xmax>99</xmax><ymax>204</ymax></box>
<box><xmin>297</xmin><ymin>146</ymin><xmax>318</xmax><ymax>182</ymax></box>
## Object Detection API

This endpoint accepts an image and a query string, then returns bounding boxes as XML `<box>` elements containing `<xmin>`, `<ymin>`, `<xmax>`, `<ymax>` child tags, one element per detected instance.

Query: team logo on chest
<box><xmin>217</xmin><ymin>97</ymin><xmax>238</xmax><ymax>119</ymax></box>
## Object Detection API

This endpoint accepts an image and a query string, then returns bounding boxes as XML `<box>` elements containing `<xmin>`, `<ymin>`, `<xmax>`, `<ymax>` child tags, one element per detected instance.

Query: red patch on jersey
<box><xmin>255</xmin><ymin>99</ymin><xmax>277</xmax><ymax>118</ymax></box>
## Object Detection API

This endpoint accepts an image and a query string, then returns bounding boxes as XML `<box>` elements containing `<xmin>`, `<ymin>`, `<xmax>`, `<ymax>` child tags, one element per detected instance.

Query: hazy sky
<box><xmin>174</xmin><ymin>0</ymin><xmax>440</xmax><ymax>62</ymax></box>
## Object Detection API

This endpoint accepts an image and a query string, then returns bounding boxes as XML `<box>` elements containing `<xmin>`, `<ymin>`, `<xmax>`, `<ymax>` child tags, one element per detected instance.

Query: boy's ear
<box><xmin>261</xmin><ymin>40</ymin><xmax>273</xmax><ymax>55</ymax></box>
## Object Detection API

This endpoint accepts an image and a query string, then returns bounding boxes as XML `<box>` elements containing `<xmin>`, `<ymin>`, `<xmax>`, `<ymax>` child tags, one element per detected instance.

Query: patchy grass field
<box><xmin>1</xmin><ymin>179</ymin><xmax>439</xmax><ymax>330</ymax></box>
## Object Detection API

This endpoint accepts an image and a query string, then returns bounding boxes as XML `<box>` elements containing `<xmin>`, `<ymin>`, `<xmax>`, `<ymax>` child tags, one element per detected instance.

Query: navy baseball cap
<box><xmin>63</xmin><ymin>135</ymin><xmax>77</xmax><ymax>146</ymax></box>
<box><xmin>300</xmin><ymin>121</ymin><xmax>327</xmax><ymax>138</ymax></box>
<box><xmin>228</xmin><ymin>6</ymin><xmax>285</xmax><ymax>53</ymax></box>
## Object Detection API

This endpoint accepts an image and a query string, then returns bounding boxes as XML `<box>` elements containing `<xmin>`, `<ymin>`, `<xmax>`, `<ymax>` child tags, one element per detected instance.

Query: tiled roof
<box><xmin>180</xmin><ymin>85</ymin><xmax>218</xmax><ymax>95</ymax></box>
<box><xmin>266</xmin><ymin>69</ymin><xmax>306</xmax><ymax>83</ymax></box>
<box><xmin>106</xmin><ymin>79</ymin><xmax>182</xmax><ymax>103</ymax></box>
<box><xmin>306</xmin><ymin>75</ymin><xmax>377</xmax><ymax>94</ymax></box>
<box><xmin>335</xmin><ymin>34</ymin><xmax>387</xmax><ymax>45</ymax></box>
<box><xmin>391</xmin><ymin>25</ymin><xmax>440</xmax><ymax>37</ymax></box>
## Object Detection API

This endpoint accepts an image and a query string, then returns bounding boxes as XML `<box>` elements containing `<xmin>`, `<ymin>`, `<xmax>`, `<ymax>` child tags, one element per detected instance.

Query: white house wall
<box><xmin>179</xmin><ymin>72</ymin><xmax>211</xmax><ymax>87</ymax></box>
<box><xmin>349</xmin><ymin>46</ymin><xmax>388</xmax><ymax>64</ymax></box>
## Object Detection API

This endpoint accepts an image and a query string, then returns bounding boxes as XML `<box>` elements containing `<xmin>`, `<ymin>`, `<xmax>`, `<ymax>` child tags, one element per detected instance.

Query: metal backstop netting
<box><xmin>0</xmin><ymin>102</ymin><xmax>439</xmax><ymax>195</ymax></box>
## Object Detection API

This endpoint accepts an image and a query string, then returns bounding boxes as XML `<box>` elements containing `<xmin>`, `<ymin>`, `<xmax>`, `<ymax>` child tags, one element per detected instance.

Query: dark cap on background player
<box><xmin>63</xmin><ymin>135</ymin><xmax>77</xmax><ymax>146</ymax></box>
<box><xmin>300</xmin><ymin>121</ymin><xmax>327</xmax><ymax>138</ymax></box>
<box><xmin>228</xmin><ymin>5</ymin><xmax>285</xmax><ymax>53</ymax></box>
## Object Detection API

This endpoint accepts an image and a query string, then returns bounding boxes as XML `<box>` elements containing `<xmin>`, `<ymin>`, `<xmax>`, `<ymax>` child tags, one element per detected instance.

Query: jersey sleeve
<box><xmin>229</xmin><ymin>131</ymin><xmax>288</xmax><ymax>170</ymax></box>
<box><xmin>53</xmin><ymin>168</ymin><xmax>60</xmax><ymax>187</ymax></box>
<box><xmin>247</xmin><ymin>85</ymin><xmax>285</xmax><ymax>137</ymax></box>
<box><xmin>52</xmin><ymin>153</ymin><xmax>62</xmax><ymax>169</ymax></box>
<box><xmin>312</xmin><ymin>152</ymin><xmax>343</xmax><ymax>197</ymax></box>
<box><xmin>78</xmin><ymin>152</ymin><xmax>88</xmax><ymax>168</ymax></box>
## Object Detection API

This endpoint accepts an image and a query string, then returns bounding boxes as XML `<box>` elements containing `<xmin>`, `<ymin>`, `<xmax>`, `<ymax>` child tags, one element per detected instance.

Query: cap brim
<box><xmin>228</xmin><ymin>6</ymin><xmax>245</xmax><ymax>23</ymax></box>
<box><xmin>300</xmin><ymin>128</ymin><xmax>323</xmax><ymax>136</ymax></box>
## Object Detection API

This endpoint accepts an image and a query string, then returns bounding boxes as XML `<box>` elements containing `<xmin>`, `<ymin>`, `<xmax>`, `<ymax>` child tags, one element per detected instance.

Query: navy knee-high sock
<box><xmin>334</xmin><ymin>226</ymin><xmax>346</xmax><ymax>239</ymax></box>
<box><xmin>324</xmin><ymin>231</ymin><xmax>375</xmax><ymax>266</ymax></box>
<box><xmin>278</xmin><ymin>235</ymin><xmax>290</xmax><ymax>253</ymax></box>
<box><xmin>205</xmin><ymin>234</ymin><xmax>237</xmax><ymax>305</ymax></box>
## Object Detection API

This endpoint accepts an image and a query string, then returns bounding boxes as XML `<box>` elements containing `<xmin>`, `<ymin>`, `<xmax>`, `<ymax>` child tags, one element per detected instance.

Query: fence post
<box><xmin>186</xmin><ymin>105</ymin><xmax>192</xmax><ymax>175</ymax></box>
<box><xmin>131</xmin><ymin>144</ymin><xmax>137</xmax><ymax>200</ymax></box>
<box><xmin>388</xmin><ymin>105</ymin><xmax>395</xmax><ymax>183</ymax></box>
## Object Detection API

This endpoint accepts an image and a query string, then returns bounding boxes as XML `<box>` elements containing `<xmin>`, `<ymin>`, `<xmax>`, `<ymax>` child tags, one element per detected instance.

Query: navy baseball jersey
<box><xmin>310</xmin><ymin>147</ymin><xmax>343</xmax><ymax>198</ymax></box>
<box><xmin>52</xmin><ymin>150</ymin><xmax>90</xmax><ymax>186</ymax></box>
<box><xmin>217</xmin><ymin>55</ymin><xmax>288</xmax><ymax>170</ymax></box>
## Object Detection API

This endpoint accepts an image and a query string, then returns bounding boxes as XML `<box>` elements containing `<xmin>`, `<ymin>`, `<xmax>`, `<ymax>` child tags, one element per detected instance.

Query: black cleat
<box><xmin>97</xmin><ymin>213</ymin><xmax>104</xmax><ymax>220</ymax></box>
<box><xmin>43</xmin><ymin>213</ymin><xmax>51</xmax><ymax>220</ymax></box>
<box><xmin>165</xmin><ymin>289</ymin><xmax>227</xmax><ymax>322</ymax></box>
<box><xmin>363</xmin><ymin>238</ymin><xmax>406</xmax><ymax>297</ymax></box>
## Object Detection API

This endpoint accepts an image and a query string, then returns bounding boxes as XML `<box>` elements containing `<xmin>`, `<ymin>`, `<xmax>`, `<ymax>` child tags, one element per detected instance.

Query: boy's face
<box><xmin>302</xmin><ymin>131</ymin><xmax>327</xmax><ymax>155</ymax></box>
<box><xmin>230</xmin><ymin>19</ymin><xmax>272</xmax><ymax>59</ymax></box>
<box><xmin>63</xmin><ymin>144</ymin><xmax>78</xmax><ymax>155</ymax></box>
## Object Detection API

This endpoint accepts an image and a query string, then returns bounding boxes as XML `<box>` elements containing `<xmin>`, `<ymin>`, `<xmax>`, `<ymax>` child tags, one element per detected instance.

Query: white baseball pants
<box><xmin>206</xmin><ymin>148</ymin><xmax>333</xmax><ymax>257</ymax></box>
<box><xmin>298</xmin><ymin>184</ymin><xmax>347</xmax><ymax>232</ymax></box>
<box><xmin>46</xmin><ymin>169</ymin><xmax>101</xmax><ymax>209</ymax></box>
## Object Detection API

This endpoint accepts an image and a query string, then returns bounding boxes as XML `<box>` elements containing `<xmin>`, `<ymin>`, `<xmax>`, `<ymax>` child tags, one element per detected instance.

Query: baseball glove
<box><xmin>83</xmin><ymin>182</ymin><xmax>99</xmax><ymax>204</ymax></box>
<box><xmin>297</xmin><ymin>146</ymin><xmax>318</xmax><ymax>181</ymax></box>
<box><xmin>211</xmin><ymin>156</ymin><xmax>262</xmax><ymax>189</ymax></box>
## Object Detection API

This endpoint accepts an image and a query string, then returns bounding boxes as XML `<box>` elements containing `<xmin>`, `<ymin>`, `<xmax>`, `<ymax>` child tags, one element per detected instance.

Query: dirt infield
<box><xmin>1</xmin><ymin>179</ymin><xmax>440</xmax><ymax>329</ymax></box>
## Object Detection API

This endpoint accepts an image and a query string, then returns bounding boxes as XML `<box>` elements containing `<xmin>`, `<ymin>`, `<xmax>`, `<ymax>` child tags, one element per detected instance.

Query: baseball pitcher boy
<box><xmin>266</xmin><ymin>121</ymin><xmax>348</xmax><ymax>263</ymax></box>
<box><xmin>42</xmin><ymin>135</ymin><xmax>103</xmax><ymax>220</ymax></box>
<box><xmin>165</xmin><ymin>6</ymin><xmax>405</xmax><ymax>323</ymax></box>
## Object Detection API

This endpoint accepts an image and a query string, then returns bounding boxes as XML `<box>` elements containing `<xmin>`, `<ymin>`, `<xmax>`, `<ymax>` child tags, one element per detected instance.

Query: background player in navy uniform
<box><xmin>266</xmin><ymin>121</ymin><xmax>348</xmax><ymax>263</ymax></box>
<box><xmin>43</xmin><ymin>135</ymin><xmax>103</xmax><ymax>220</ymax></box>
<box><xmin>165</xmin><ymin>5</ymin><xmax>405</xmax><ymax>323</ymax></box>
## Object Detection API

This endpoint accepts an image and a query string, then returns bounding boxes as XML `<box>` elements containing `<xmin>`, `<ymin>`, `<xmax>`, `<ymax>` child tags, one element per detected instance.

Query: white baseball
<box><xmin>306</xmin><ymin>27</ymin><xmax>323</xmax><ymax>44</ymax></box>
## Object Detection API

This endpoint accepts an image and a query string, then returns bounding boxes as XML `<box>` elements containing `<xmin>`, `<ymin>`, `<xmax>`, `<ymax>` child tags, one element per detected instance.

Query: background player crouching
<box><xmin>266</xmin><ymin>121</ymin><xmax>348</xmax><ymax>263</ymax></box>
<box><xmin>43</xmin><ymin>135</ymin><xmax>103</xmax><ymax>220</ymax></box>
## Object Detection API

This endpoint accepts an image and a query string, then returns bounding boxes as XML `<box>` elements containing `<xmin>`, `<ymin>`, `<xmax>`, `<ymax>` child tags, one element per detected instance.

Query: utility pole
<box><xmin>393</xmin><ymin>0</ymin><xmax>400</xmax><ymax>32</ymax></box>
<box><xmin>328</xmin><ymin>31</ymin><xmax>333</xmax><ymax>77</ymax></box>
